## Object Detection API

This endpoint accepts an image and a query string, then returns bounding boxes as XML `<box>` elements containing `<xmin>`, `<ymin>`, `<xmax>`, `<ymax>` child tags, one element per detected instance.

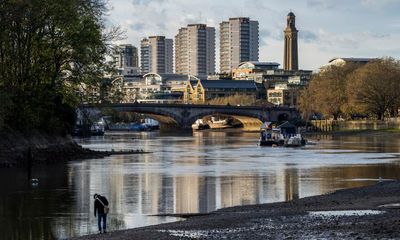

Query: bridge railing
<box><xmin>80</xmin><ymin>103</ymin><xmax>298</xmax><ymax>111</ymax></box>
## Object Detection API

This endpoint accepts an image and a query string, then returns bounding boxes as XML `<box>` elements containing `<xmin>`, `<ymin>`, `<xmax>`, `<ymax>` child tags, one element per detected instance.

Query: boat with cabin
<box><xmin>259</xmin><ymin>121</ymin><xmax>306</xmax><ymax>147</ymax></box>
<box><xmin>259</xmin><ymin>122</ymin><xmax>285</xmax><ymax>146</ymax></box>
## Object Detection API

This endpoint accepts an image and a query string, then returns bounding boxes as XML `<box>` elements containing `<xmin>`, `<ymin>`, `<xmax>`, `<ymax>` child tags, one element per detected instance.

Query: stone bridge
<box><xmin>81</xmin><ymin>103</ymin><xmax>300</xmax><ymax>130</ymax></box>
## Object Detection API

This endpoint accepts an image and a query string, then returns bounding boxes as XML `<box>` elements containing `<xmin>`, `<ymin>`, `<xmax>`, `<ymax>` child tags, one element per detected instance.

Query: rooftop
<box><xmin>148</xmin><ymin>36</ymin><xmax>166</xmax><ymax>39</ymax></box>
<box><xmin>199</xmin><ymin>80</ymin><xmax>257</xmax><ymax>89</ymax></box>
<box><xmin>144</xmin><ymin>73</ymin><xmax>199</xmax><ymax>82</ymax></box>
<box><xmin>238</xmin><ymin>61</ymin><xmax>280</xmax><ymax>70</ymax></box>
<box><xmin>328</xmin><ymin>58</ymin><xmax>377</xmax><ymax>63</ymax></box>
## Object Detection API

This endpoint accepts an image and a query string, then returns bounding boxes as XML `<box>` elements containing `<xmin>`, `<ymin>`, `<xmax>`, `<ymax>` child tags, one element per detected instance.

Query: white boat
<box><xmin>207</xmin><ymin>117</ymin><xmax>232</xmax><ymax>129</ymax></box>
<box><xmin>192</xmin><ymin>119</ymin><xmax>209</xmax><ymax>130</ymax></box>
<box><xmin>284</xmin><ymin>134</ymin><xmax>306</xmax><ymax>147</ymax></box>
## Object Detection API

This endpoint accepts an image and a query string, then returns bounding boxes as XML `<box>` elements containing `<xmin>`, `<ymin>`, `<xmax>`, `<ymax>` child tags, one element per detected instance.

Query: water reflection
<box><xmin>1</xmin><ymin>131</ymin><xmax>400</xmax><ymax>239</ymax></box>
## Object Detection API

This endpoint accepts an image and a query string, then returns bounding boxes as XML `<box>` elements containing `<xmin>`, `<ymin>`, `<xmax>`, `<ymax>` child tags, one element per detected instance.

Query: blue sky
<box><xmin>107</xmin><ymin>0</ymin><xmax>400</xmax><ymax>70</ymax></box>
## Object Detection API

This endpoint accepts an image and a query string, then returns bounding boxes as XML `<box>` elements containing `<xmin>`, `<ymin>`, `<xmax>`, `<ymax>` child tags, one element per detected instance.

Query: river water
<box><xmin>1</xmin><ymin>131</ymin><xmax>400</xmax><ymax>239</ymax></box>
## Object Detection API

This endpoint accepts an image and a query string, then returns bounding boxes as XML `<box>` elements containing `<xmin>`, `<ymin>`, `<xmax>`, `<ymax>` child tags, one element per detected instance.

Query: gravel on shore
<box><xmin>74</xmin><ymin>180</ymin><xmax>400</xmax><ymax>240</ymax></box>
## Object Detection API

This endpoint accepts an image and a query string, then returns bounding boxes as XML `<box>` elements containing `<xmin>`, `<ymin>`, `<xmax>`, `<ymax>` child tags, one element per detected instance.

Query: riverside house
<box><xmin>184</xmin><ymin>79</ymin><xmax>260</xmax><ymax>104</ymax></box>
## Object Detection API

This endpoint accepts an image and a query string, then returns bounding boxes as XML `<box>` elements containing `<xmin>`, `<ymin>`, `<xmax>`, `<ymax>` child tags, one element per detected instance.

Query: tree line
<box><xmin>0</xmin><ymin>0</ymin><xmax>119</xmax><ymax>134</ymax></box>
<box><xmin>299</xmin><ymin>58</ymin><xmax>400</xmax><ymax>121</ymax></box>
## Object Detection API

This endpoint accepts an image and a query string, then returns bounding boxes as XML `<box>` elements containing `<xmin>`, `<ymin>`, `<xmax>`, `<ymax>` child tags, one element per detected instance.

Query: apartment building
<box><xmin>220</xmin><ymin>17</ymin><xmax>259</xmax><ymax>74</ymax></box>
<box><xmin>175</xmin><ymin>24</ymin><xmax>215</xmax><ymax>78</ymax></box>
<box><xmin>113</xmin><ymin>44</ymin><xmax>139</xmax><ymax>76</ymax></box>
<box><xmin>140</xmin><ymin>36</ymin><xmax>173</xmax><ymax>74</ymax></box>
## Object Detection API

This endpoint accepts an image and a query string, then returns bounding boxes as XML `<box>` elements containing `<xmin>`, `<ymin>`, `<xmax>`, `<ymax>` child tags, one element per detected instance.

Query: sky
<box><xmin>107</xmin><ymin>0</ymin><xmax>400</xmax><ymax>71</ymax></box>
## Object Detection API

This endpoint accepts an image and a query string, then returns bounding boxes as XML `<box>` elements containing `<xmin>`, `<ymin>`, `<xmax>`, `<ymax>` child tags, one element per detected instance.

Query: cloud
<box><xmin>360</xmin><ymin>0</ymin><xmax>398</xmax><ymax>8</ymax></box>
<box><xmin>259</xmin><ymin>29</ymin><xmax>271</xmax><ymax>47</ymax></box>
<box><xmin>299</xmin><ymin>30</ymin><xmax>319</xmax><ymax>43</ymax></box>
<box><xmin>107</xmin><ymin>0</ymin><xmax>400</xmax><ymax>70</ymax></box>
<box><xmin>307</xmin><ymin>0</ymin><xmax>335</xmax><ymax>10</ymax></box>
<box><xmin>260</xmin><ymin>28</ymin><xmax>271</xmax><ymax>37</ymax></box>
<box><xmin>131</xmin><ymin>0</ymin><xmax>165</xmax><ymax>6</ymax></box>
<box><xmin>129</xmin><ymin>22</ymin><xmax>145</xmax><ymax>31</ymax></box>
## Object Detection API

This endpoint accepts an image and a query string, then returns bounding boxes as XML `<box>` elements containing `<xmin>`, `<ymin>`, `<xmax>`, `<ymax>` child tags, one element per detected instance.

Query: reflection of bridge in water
<box><xmin>81</xmin><ymin>103</ymin><xmax>300</xmax><ymax>130</ymax></box>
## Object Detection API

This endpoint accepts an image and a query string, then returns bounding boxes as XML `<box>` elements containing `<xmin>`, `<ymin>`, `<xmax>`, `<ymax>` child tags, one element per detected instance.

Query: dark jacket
<box><xmin>94</xmin><ymin>195</ymin><xmax>109</xmax><ymax>216</ymax></box>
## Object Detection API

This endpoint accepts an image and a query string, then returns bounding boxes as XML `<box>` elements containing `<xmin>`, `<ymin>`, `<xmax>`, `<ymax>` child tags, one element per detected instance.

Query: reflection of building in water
<box><xmin>284</xmin><ymin>168</ymin><xmax>299</xmax><ymax>201</ymax></box>
<box><xmin>139</xmin><ymin>152</ymin><xmax>163</xmax><ymax>214</ymax></box>
<box><xmin>174</xmin><ymin>144</ymin><xmax>201</xmax><ymax>213</ymax></box>
<box><xmin>220</xmin><ymin>176</ymin><xmax>259</xmax><ymax>208</ymax></box>
<box><xmin>122</xmin><ymin>170</ymin><xmax>139</xmax><ymax>215</ymax></box>
<box><xmin>260</xmin><ymin>173</ymin><xmax>285</xmax><ymax>203</ymax></box>
<box><xmin>139</xmin><ymin>172</ymin><xmax>161</xmax><ymax>214</ymax></box>
<box><xmin>140</xmin><ymin>172</ymin><xmax>174</xmax><ymax>215</ymax></box>
<box><xmin>174</xmin><ymin>175</ymin><xmax>217</xmax><ymax>213</ymax></box>
<box><xmin>199</xmin><ymin>176</ymin><xmax>216</xmax><ymax>213</ymax></box>
<box><xmin>256</xmin><ymin>167</ymin><xmax>300</xmax><ymax>204</ymax></box>
<box><xmin>173</xmin><ymin>148</ymin><xmax>217</xmax><ymax>213</ymax></box>
<box><xmin>174</xmin><ymin>175</ymin><xmax>200</xmax><ymax>213</ymax></box>
<box><xmin>109</xmin><ymin>156</ymin><xmax>126</xmax><ymax>216</ymax></box>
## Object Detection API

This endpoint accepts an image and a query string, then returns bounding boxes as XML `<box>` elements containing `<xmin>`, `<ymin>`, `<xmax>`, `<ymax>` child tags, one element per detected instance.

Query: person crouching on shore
<box><xmin>94</xmin><ymin>193</ymin><xmax>109</xmax><ymax>233</ymax></box>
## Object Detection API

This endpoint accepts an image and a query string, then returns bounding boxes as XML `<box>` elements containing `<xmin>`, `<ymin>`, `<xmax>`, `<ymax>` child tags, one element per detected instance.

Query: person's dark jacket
<box><xmin>94</xmin><ymin>195</ymin><xmax>109</xmax><ymax>216</ymax></box>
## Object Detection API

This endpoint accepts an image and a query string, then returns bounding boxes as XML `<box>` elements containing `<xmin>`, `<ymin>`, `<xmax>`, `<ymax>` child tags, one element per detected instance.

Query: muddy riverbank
<box><xmin>0</xmin><ymin>130</ymin><xmax>147</xmax><ymax>168</ymax></box>
<box><xmin>74</xmin><ymin>180</ymin><xmax>400</xmax><ymax>240</ymax></box>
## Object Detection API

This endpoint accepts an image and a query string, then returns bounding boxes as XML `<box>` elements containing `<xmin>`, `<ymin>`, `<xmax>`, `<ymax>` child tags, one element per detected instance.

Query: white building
<box><xmin>121</xmin><ymin>73</ymin><xmax>199</xmax><ymax>103</ymax></box>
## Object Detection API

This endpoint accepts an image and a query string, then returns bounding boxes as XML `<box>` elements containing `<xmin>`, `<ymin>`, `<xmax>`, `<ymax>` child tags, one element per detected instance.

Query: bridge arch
<box><xmin>80</xmin><ymin>103</ymin><xmax>300</xmax><ymax>130</ymax></box>
<box><xmin>107</xmin><ymin>106</ymin><xmax>184</xmax><ymax>129</ymax></box>
<box><xmin>186</xmin><ymin>110</ymin><xmax>264</xmax><ymax>131</ymax></box>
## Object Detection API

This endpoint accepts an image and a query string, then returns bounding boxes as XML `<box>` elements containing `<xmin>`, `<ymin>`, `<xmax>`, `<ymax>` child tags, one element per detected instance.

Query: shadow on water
<box><xmin>0</xmin><ymin>164</ymin><xmax>74</xmax><ymax>240</ymax></box>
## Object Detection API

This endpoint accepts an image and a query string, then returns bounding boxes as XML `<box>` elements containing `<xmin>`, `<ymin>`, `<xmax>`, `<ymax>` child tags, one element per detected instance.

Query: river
<box><xmin>1</xmin><ymin>131</ymin><xmax>400</xmax><ymax>239</ymax></box>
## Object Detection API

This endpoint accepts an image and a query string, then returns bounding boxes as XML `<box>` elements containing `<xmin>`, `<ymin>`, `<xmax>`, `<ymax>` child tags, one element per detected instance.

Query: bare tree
<box><xmin>299</xmin><ymin>64</ymin><xmax>359</xmax><ymax>120</ymax></box>
<box><xmin>347</xmin><ymin>58</ymin><xmax>400</xmax><ymax>120</ymax></box>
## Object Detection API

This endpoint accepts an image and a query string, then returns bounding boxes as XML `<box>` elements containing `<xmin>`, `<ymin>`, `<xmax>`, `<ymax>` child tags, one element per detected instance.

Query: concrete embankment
<box><xmin>74</xmin><ymin>181</ymin><xmax>400</xmax><ymax>240</ymax></box>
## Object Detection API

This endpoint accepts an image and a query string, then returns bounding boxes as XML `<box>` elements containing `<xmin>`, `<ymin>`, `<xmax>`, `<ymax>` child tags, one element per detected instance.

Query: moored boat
<box><xmin>284</xmin><ymin>134</ymin><xmax>307</xmax><ymax>147</ymax></box>
<box><xmin>207</xmin><ymin>117</ymin><xmax>232</xmax><ymax>129</ymax></box>
<box><xmin>259</xmin><ymin>121</ymin><xmax>306</xmax><ymax>147</ymax></box>
<box><xmin>90</xmin><ymin>124</ymin><xmax>105</xmax><ymax>136</ymax></box>
<box><xmin>108</xmin><ymin>122</ymin><xmax>156</xmax><ymax>131</ymax></box>
<box><xmin>259</xmin><ymin>122</ymin><xmax>284</xmax><ymax>146</ymax></box>
<box><xmin>192</xmin><ymin>119</ymin><xmax>209</xmax><ymax>130</ymax></box>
